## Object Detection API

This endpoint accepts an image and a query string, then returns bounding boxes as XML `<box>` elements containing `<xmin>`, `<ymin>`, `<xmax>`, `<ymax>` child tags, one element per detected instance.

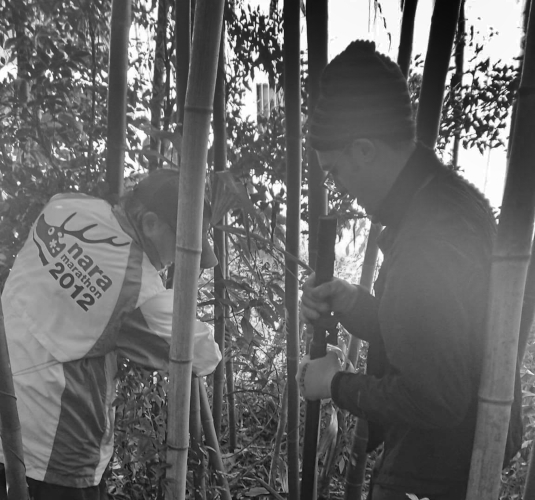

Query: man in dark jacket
<box><xmin>297</xmin><ymin>40</ymin><xmax>522</xmax><ymax>500</ymax></box>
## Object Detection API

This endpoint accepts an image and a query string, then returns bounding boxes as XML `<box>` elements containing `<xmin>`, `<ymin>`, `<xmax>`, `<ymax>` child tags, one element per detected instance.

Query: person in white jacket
<box><xmin>0</xmin><ymin>168</ymin><xmax>222</xmax><ymax>500</ymax></box>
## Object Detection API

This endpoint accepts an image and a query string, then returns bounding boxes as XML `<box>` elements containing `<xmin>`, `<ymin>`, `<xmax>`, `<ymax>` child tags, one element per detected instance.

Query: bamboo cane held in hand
<box><xmin>467</xmin><ymin>1</ymin><xmax>535</xmax><ymax>498</ymax></box>
<box><xmin>283</xmin><ymin>0</ymin><xmax>303</xmax><ymax>498</ymax></box>
<box><xmin>300</xmin><ymin>216</ymin><xmax>338</xmax><ymax>500</ymax></box>
<box><xmin>165</xmin><ymin>1</ymin><xmax>225</xmax><ymax>498</ymax></box>
<box><xmin>0</xmin><ymin>298</ymin><xmax>29</xmax><ymax>500</ymax></box>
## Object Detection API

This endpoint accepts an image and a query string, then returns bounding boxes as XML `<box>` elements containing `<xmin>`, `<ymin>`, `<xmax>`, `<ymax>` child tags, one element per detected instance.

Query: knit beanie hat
<box><xmin>308</xmin><ymin>40</ymin><xmax>415</xmax><ymax>151</ymax></box>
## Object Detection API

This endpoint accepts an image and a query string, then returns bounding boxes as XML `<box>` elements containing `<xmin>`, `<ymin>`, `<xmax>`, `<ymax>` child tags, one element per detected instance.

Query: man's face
<box><xmin>317</xmin><ymin>141</ymin><xmax>391</xmax><ymax>215</ymax></box>
<box><xmin>144</xmin><ymin>213</ymin><xmax>216</xmax><ymax>270</ymax></box>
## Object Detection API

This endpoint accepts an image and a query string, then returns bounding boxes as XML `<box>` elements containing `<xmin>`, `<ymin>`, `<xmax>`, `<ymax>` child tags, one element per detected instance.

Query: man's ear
<box><xmin>350</xmin><ymin>138</ymin><xmax>376</xmax><ymax>165</ymax></box>
<box><xmin>141</xmin><ymin>212</ymin><xmax>160</xmax><ymax>239</ymax></box>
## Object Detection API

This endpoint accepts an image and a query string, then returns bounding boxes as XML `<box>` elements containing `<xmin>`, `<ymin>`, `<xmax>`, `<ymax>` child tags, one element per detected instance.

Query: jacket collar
<box><xmin>374</xmin><ymin>142</ymin><xmax>442</xmax><ymax>228</ymax></box>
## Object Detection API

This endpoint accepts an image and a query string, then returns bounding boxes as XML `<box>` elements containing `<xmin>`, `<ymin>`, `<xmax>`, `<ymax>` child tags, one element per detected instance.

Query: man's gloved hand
<box><xmin>296</xmin><ymin>349</ymin><xmax>344</xmax><ymax>401</ymax></box>
<box><xmin>300</xmin><ymin>274</ymin><xmax>360</xmax><ymax>325</ymax></box>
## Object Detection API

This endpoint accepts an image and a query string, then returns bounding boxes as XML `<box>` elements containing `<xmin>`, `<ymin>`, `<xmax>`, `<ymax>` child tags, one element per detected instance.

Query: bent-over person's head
<box><xmin>121</xmin><ymin>169</ymin><xmax>218</xmax><ymax>270</ymax></box>
<box><xmin>308</xmin><ymin>40</ymin><xmax>417</xmax><ymax>215</ymax></box>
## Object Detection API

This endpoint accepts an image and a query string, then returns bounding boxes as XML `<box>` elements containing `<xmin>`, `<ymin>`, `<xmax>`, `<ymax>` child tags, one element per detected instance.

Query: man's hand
<box><xmin>300</xmin><ymin>274</ymin><xmax>360</xmax><ymax>325</ymax></box>
<box><xmin>296</xmin><ymin>350</ymin><xmax>343</xmax><ymax>400</ymax></box>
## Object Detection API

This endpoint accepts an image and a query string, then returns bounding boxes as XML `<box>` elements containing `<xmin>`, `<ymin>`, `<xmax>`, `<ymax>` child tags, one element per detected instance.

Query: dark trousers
<box><xmin>0</xmin><ymin>464</ymin><xmax>107</xmax><ymax>500</ymax></box>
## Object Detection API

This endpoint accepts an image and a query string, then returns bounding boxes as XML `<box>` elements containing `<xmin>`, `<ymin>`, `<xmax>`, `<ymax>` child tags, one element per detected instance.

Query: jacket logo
<box><xmin>32</xmin><ymin>211</ymin><xmax>129</xmax><ymax>311</ymax></box>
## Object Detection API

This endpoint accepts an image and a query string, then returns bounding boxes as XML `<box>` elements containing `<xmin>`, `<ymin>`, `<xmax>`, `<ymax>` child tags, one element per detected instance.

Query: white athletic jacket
<box><xmin>0</xmin><ymin>193</ymin><xmax>221</xmax><ymax>487</ymax></box>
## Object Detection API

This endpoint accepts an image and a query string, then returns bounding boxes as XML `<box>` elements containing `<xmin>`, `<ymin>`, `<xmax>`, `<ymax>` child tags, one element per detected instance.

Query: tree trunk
<box><xmin>283</xmin><ymin>0</ymin><xmax>303</xmax><ymax>498</ymax></box>
<box><xmin>467</xmin><ymin>2</ymin><xmax>535</xmax><ymax>497</ymax></box>
<box><xmin>165</xmin><ymin>1</ymin><xmax>225</xmax><ymax>498</ymax></box>
<box><xmin>105</xmin><ymin>0</ymin><xmax>132</xmax><ymax>199</ymax></box>
<box><xmin>416</xmin><ymin>0</ymin><xmax>463</xmax><ymax>148</ymax></box>
<box><xmin>212</xmin><ymin>26</ymin><xmax>228</xmax><ymax>439</ymax></box>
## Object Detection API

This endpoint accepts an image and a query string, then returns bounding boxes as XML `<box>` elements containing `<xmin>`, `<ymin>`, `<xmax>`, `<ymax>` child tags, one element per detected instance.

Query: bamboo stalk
<box><xmin>451</xmin><ymin>0</ymin><xmax>465</xmax><ymax>169</ymax></box>
<box><xmin>306</xmin><ymin>0</ymin><xmax>328</xmax><ymax>268</ymax></box>
<box><xmin>269</xmin><ymin>383</ymin><xmax>288</xmax><ymax>489</ymax></box>
<box><xmin>397</xmin><ymin>0</ymin><xmax>418</xmax><ymax>79</ymax></box>
<box><xmin>283</xmin><ymin>0</ymin><xmax>302</xmax><ymax>498</ymax></box>
<box><xmin>149</xmin><ymin>0</ymin><xmax>167</xmax><ymax>171</ymax></box>
<box><xmin>189</xmin><ymin>376</ymin><xmax>206</xmax><ymax>500</ymax></box>
<box><xmin>300</xmin><ymin>218</ymin><xmax>338</xmax><ymax>500</ymax></box>
<box><xmin>175</xmin><ymin>0</ymin><xmax>191</xmax><ymax>129</ymax></box>
<box><xmin>105</xmin><ymin>0</ymin><xmax>131</xmax><ymax>199</ymax></box>
<box><xmin>415</xmin><ymin>0</ymin><xmax>463</xmax><ymax>148</ymax></box>
<box><xmin>0</xmin><ymin>299</ymin><xmax>28</xmax><ymax>500</ymax></box>
<box><xmin>225</xmin><ymin>357</ymin><xmax>237</xmax><ymax>452</ymax></box>
<box><xmin>467</xmin><ymin>2</ymin><xmax>535</xmax><ymax>498</ymax></box>
<box><xmin>166</xmin><ymin>1</ymin><xmax>225</xmax><ymax>498</ymax></box>
<box><xmin>212</xmin><ymin>25</ymin><xmax>227</xmax><ymax>439</ymax></box>
<box><xmin>199</xmin><ymin>381</ymin><xmax>232</xmax><ymax>500</ymax></box>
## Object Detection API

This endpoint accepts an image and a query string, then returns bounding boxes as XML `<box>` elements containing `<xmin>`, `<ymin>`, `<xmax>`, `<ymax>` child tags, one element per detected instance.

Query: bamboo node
<box><xmin>169</xmin><ymin>357</ymin><xmax>193</xmax><ymax>365</ymax></box>
<box><xmin>166</xmin><ymin>443</ymin><xmax>189</xmax><ymax>452</ymax></box>
<box><xmin>478</xmin><ymin>395</ymin><xmax>514</xmax><ymax>405</ymax></box>
<box><xmin>491</xmin><ymin>253</ymin><xmax>531</xmax><ymax>262</ymax></box>
<box><xmin>184</xmin><ymin>104</ymin><xmax>214</xmax><ymax>114</ymax></box>
<box><xmin>175</xmin><ymin>245</ymin><xmax>201</xmax><ymax>255</ymax></box>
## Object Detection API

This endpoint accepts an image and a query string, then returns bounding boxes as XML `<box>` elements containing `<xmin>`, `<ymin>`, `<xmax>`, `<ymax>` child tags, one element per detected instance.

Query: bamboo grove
<box><xmin>0</xmin><ymin>0</ymin><xmax>534</xmax><ymax>499</ymax></box>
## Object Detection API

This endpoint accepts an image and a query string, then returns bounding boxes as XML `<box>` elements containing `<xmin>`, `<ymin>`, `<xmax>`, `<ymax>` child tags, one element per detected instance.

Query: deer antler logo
<box><xmin>33</xmin><ymin>212</ymin><xmax>129</xmax><ymax>266</ymax></box>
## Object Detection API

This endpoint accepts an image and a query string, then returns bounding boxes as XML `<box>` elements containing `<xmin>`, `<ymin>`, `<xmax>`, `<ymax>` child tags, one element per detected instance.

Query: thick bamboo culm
<box><xmin>189</xmin><ymin>377</ymin><xmax>206</xmax><ymax>500</ymax></box>
<box><xmin>467</xmin><ymin>1</ymin><xmax>535</xmax><ymax>498</ymax></box>
<box><xmin>225</xmin><ymin>357</ymin><xmax>237</xmax><ymax>451</ymax></box>
<box><xmin>283</xmin><ymin>0</ymin><xmax>302</xmax><ymax>498</ymax></box>
<box><xmin>165</xmin><ymin>0</ymin><xmax>225</xmax><ymax>498</ymax></box>
<box><xmin>175</xmin><ymin>0</ymin><xmax>191</xmax><ymax>127</ymax></box>
<box><xmin>199</xmin><ymin>381</ymin><xmax>232</xmax><ymax>500</ymax></box>
<box><xmin>105</xmin><ymin>0</ymin><xmax>131</xmax><ymax>198</ymax></box>
<box><xmin>148</xmin><ymin>0</ymin><xmax>167</xmax><ymax>171</ymax></box>
<box><xmin>415</xmin><ymin>0</ymin><xmax>463</xmax><ymax>148</ymax></box>
<box><xmin>0</xmin><ymin>299</ymin><xmax>29</xmax><ymax>500</ymax></box>
<box><xmin>306</xmin><ymin>0</ymin><xmax>329</xmax><ymax>268</ymax></box>
<box><xmin>520</xmin><ymin>243</ymin><xmax>535</xmax><ymax>498</ymax></box>
<box><xmin>270</xmin><ymin>383</ymin><xmax>289</xmax><ymax>488</ymax></box>
<box><xmin>212</xmin><ymin>26</ymin><xmax>227</xmax><ymax>438</ymax></box>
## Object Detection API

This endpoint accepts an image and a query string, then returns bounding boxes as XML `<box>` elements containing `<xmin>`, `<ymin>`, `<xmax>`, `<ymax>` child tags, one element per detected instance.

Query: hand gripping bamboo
<box><xmin>300</xmin><ymin>216</ymin><xmax>338</xmax><ymax>500</ymax></box>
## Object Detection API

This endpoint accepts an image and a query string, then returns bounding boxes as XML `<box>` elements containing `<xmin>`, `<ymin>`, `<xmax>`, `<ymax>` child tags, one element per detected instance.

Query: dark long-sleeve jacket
<box><xmin>330</xmin><ymin>144</ymin><xmax>522</xmax><ymax>494</ymax></box>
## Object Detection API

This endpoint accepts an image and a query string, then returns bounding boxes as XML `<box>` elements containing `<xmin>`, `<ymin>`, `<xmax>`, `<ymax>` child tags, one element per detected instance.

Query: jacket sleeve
<box><xmin>116</xmin><ymin>289</ymin><xmax>222</xmax><ymax>376</ymax></box>
<box><xmin>332</xmin><ymin>231</ymin><xmax>482</xmax><ymax>429</ymax></box>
